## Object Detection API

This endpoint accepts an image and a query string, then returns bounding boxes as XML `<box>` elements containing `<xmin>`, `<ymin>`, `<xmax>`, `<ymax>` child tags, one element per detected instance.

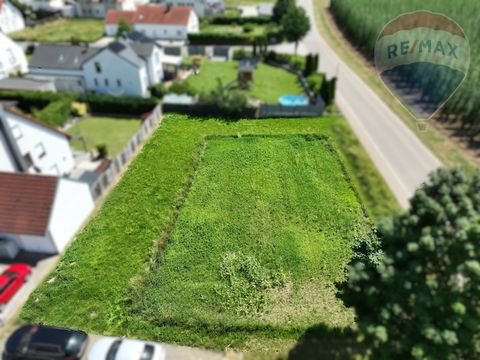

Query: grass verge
<box><xmin>20</xmin><ymin>115</ymin><xmax>398</xmax><ymax>352</ymax></box>
<box><xmin>312</xmin><ymin>0</ymin><xmax>476</xmax><ymax>168</ymax></box>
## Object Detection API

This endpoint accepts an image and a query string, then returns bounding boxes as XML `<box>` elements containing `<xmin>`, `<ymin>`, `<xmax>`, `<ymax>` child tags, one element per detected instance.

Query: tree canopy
<box><xmin>281</xmin><ymin>6</ymin><xmax>310</xmax><ymax>54</ymax></box>
<box><xmin>272</xmin><ymin>0</ymin><xmax>295</xmax><ymax>23</ymax></box>
<box><xmin>341</xmin><ymin>168</ymin><xmax>480</xmax><ymax>359</ymax></box>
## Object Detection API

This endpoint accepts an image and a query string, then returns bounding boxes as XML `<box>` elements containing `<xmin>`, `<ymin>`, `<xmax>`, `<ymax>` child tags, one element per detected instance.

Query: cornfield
<box><xmin>330</xmin><ymin>0</ymin><xmax>480</xmax><ymax>133</ymax></box>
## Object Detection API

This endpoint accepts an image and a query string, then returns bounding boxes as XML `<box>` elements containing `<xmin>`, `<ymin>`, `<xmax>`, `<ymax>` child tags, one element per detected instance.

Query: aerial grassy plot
<box><xmin>11</xmin><ymin>19</ymin><xmax>104</xmax><ymax>43</ymax></box>
<box><xmin>184</xmin><ymin>61</ymin><xmax>303</xmax><ymax>103</ymax></box>
<box><xmin>68</xmin><ymin>117</ymin><xmax>141</xmax><ymax>157</ymax></box>
<box><xmin>21</xmin><ymin>115</ymin><xmax>397</xmax><ymax>353</ymax></box>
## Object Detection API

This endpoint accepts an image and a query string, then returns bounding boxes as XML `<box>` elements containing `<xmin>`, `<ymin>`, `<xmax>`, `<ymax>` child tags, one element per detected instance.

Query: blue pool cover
<box><xmin>278</xmin><ymin>95</ymin><xmax>309</xmax><ymax>106</ymax></box>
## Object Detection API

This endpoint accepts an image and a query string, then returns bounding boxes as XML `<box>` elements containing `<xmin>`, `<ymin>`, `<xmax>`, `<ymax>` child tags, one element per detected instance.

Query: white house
<box><xmin>0</xmin><ymin>172</ymin><xmax>94</xmax><ymax>256</ymax></box>
<box><xmin>76</xmin><ymin>0</ymin><xmax>136</xmax><ymax>18</ymax></box>
<box><xmin>0</xmin><ymin>0</ymin><xmax>25</xmax><ymax>34</ymax></box>
<box><xmin>0</xmin><ymin>32</ymin><xmax>28</xmax><ymax>79</ymax></box>
<box><xmin>105</xmin><ymin>5</ymin><xmax>199</xmax><ymax>40</ymax></box>
<box><xmin>0</xmin><ymin>106</ymin><xmax>75</xmax><ymax>176</ymax></box>
<box><xmin>257</xmin><ymin>3</ymin><xmax>273</xmax><ymax>17</ymax></box>
<box><xmin>28</xmin><ymin>44</ymin><xmax>100</xmax><ymax>93</ymax></box>
<box><xmin>158</xmin><ymin>0</ymin><xmax>223</xmax><ymax>18</ymax></box>
<box><xmin>83</xmin><ymin>41</ymin><xmax>150</xmax><ymax>97</ymax></box>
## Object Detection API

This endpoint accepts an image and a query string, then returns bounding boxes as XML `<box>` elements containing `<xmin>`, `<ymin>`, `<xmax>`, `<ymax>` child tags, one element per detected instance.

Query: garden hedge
<box><xmin>210</xmin><ymin>16</ymin><xmax>272</xmax><ymax>25</ymax></box>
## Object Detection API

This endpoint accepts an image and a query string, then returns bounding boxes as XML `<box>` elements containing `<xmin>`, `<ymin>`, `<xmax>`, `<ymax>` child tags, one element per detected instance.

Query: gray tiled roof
<box><xmin>30</xmin><ymin>44</ymin><xmax>100</xmax><ymax>70</ymax></box>
<box><xmin>107</xmin><ymin>42</ymin><xmax>145</xmax><ymax>68</ymax></box>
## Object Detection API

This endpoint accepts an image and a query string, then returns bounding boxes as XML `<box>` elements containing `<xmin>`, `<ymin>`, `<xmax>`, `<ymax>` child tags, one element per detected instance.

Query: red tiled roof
<box><xmin>4</xmin><ymin>107</ymin><xmax>71</xmax><ymax>139</ymax></box>
<box><xmin>0</xmin><ymin>172</ymin><xmax>58</xmax><ymax>236</ymax></box>
<box><xmin>105</xmin><ymin>9</ymin><xmax>136</xmax><ymax>25</ymax></box>
<box><xmin>0</xmin><ymin>0</ymin><xmax>3</xmax><ymax>11</ymax></box>
<box><xmin>105</xmin><ymin>5</ymin><xmax>192</xmax><ymax>25</ymax></box>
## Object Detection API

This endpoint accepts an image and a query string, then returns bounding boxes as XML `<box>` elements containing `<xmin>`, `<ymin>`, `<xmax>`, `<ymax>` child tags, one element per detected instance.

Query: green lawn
<box><xmin>68</xmin><ymin>117</ymin><xmax>141</xmax><ymax>157</ymax></box>
<box><xmin>11</xmin><ymin>19</ymin><xmax>104</xmax><ymax>43</ymax></box>
<box><xmin>185</xmin><ymin>61</ymin><xmax>304</xmax><ymax>103</ymax></box>
<box><xmin>20</xmin><ymin>115</ymin><xmax>398</xmax><ymax>353</ymax></box>
<box><xmin>201</xmin><ymin>24</ymin><xmax>267</xmax><ymax>36</ymax></box>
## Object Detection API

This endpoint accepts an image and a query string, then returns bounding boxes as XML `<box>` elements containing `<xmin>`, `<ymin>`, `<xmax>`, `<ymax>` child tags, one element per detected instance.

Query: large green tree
<box><xmin>272</xmin><ymin>0</ymin><xmax>295</xmax><ymax>23</ymax></box>
<box><xmin>281</xmin><ymin>6</ymin><xmax>310</xmax><ymax>55</ymax></box>
<box><xmin>341</xmin><ymin>168</ymin><xmax>480</xmax><ymax>359</ymax></box>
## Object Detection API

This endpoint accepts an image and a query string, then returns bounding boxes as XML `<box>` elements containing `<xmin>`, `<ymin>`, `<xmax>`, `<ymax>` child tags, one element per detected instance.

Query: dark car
<box><xmin>3</xmin><ymin>324</ymin><xmax>88</xmax><ymax>360</ymax></box>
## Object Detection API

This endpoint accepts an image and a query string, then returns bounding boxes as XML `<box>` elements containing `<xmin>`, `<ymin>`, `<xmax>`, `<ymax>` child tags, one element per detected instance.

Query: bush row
<box><xmin>188</xmin><ymin>30</ymin><xmax>283</xmax><ymax>45</ymax></box>
<box><xmin>210</xmin><ymin>16</ymin><xmax>272</xmax><ymax>25</ymax></box>
<box><xmin>0</xmin><ymin>90</ymin><xmax>158</xmax><ymax>126</ymax></box>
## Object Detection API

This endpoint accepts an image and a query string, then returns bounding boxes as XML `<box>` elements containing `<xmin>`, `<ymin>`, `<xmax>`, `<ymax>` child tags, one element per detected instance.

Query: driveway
<box><xmin>0</xmin><ymin>253</ymin><xmax>58</xmax><ymax>337</ymax></box>
<box><xmin>298</xmin><ymin>0</ymin><xmax>442</xmax><ymax>208</ymax></box>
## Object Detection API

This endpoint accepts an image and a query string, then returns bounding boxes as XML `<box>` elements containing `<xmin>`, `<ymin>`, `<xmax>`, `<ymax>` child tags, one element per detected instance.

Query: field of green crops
<box><xmin>20</xmin><ymin>115</ymin><xmax>397</xmax><ymax>353</ymax></box>
<box><xmin>330</xmin><ymin>0</ymin><xmax>480</xmax><ymax>130</ymax></box>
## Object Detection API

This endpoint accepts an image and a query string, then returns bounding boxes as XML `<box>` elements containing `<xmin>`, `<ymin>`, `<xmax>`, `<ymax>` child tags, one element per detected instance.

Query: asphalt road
<box><xmin>298</xmin><ymin>0</ymin><xmax>442</xmax><ymax>208</ymax></box>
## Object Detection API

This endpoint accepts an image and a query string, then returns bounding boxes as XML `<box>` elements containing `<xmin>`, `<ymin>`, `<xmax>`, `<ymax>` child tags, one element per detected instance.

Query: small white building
<box><xmin>0</xmin><ymin>106</ymin><xmax>75</xmax><ymax>176</ymax></box>
<box><xmin>105</xmin><ymin>5</ymin><xmax>199</xmax><ymax>40</ymax></box>
<box><xmin>158</xmin><ymin>0</ymin><xmax>223</xmax><ymax>18</ymax></box>
<box><xmin>0</xmin><ymin>172</ymin><xmax>94</xmax><ymax>256</ymax></box>
<box><xmin>0</xmin><ymin>0</ymin><xmax>25</xmax><ymax>34</ymax></box>
<box><xmin>257</xmin><ymin>2</ymin><xmax>273</xmax><ymax>17</ymax></box>
<box><xmin>76</xmin><ymin>0</ymin><xmax>136</xmax><ymax>18</ymax></box>
<box><xmin>28</xmin><ymin>44</ymin><xmax>100</xmax><ymax>93</ymax></box>
<box><xmin>0</xmin><ymin>32</ymin><xmax>28</xmax><ymax>79</ymax></box>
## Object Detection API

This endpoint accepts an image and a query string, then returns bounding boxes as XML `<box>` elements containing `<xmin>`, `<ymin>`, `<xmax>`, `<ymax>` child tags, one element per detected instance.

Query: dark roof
<box><xmin>106</xmin><ymin>42</ymin><xmax>144</xmax><ymax>67</ymax></box>
<box><xmin>30</xmin><ymin>44</ymin><xmax>100</xmax><ymax>71</ymax></box>
<box><xmin>0</xmin><ymin>172</ymin><xmax>58</xmax><ymax>236</ymax></box>
<box><xmin>124</xmin><ymin>31</ymin><xmax>155</xmax><ymax>43</ymax></box>
<box><xmin>4</xmin><ymin>106</ymin><xmax>71</xmax><ymax>139</ymax></box>
<box><xmin>0</xmin><ymin>77</ymin><xmax>53</xmax><ymax>91</ymax></box>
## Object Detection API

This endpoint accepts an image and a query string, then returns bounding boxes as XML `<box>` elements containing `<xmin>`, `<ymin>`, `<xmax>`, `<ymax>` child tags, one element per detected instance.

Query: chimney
<box><xmin>166</xmin><ymin>3</ymin><xmax>172</xmax><ymax>12</ymax></box>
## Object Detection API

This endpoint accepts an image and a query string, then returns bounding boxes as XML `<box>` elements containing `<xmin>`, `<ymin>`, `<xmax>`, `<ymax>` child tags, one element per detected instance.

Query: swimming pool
<box><xmin>278</xmin><ymin>95</ymin><xmax>309</xmax><ymax>106</ymax></box>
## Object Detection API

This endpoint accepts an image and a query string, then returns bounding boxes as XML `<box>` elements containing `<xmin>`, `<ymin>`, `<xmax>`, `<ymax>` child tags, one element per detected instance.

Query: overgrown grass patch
<box><xmin>20</xmin><ymin>115</ymin><xmax>398</xmax><ymax>352</ymax></box>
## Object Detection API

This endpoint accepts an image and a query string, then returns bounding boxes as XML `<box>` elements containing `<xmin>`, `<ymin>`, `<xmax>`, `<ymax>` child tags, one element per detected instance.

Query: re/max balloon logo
<box><xmin>374</xmin><ymin>11</ymin><xmax>470</xmax><ymax>121</ymax></box>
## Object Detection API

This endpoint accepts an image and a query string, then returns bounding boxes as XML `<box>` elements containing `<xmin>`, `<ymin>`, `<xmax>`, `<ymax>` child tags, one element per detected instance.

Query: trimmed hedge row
<box><xmin>188</xmin><ymin>30</ymin><xmax>283</xmax><ymax>45</ymax></box>
<box><xmin>0</xmin><ymin>90</ymin><xmax>158</xmax><ymax>125</ymax></box>
<box><xmin>210</xmin><ymin>16</ymin><xmax>272</xmax><ymax>25</ymax></box>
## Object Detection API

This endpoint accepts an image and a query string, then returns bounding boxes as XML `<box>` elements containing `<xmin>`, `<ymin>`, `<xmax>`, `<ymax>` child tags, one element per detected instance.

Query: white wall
<box><xmin>48</xmin><ymin>178</ymin><xmax>94</xmax><ymax>253</ymax></box>
<box><xmin>134</xmin><ymin>23</ymin><xmax>189</xmax><ymax>40</ymax></box>
<box><xmin>0</xmin><ymin>33</ymin><xmax>28</xmax><ymax>79</ymax></box>
<box><xmin>0</xmin><ymin>2</ymin><xmax>25</xmax><ymax>34</ymax></box>
<box><xmin>146</xmin><ymin>45</ymin><xmax>164</xmax><ymax>84</ymax></box>
<box><xmin>105</xmin><ymin>24</ymin><xmax>118</xmax><ymax>37</ymax></box>
<box><xmin>31</xmin><ymin>0</ymin><xmax>64</xmax><ymax>11</ymax></box>
<box><xmin>187</xmin><ymin>11</ymin><xmax>199</xmax><ymax>33</ymax></box>
<box><xmin>0</xmin><ymin>132</ymin><xmax>16</xmax><ymax>172</ymax></box>
<box><xmin>1</xmin><ymin>109</ymin><xmax>75</xmax><ymax>175</ymax></box>
<box><xmin>83</xmin><ymin>48</ymin><xmax>149</xmax><ymax>97</ymax></box>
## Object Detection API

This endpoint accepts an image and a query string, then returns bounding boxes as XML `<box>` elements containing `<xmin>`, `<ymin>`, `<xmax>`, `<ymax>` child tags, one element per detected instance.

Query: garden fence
<box><xmin>89</xmin><ymin>104</ymin><xmax>163</xmax><ymax>200</ymax></box>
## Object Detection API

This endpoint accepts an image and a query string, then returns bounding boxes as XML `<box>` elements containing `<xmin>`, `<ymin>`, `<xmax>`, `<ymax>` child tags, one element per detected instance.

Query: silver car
<box><xmin>88</xmin><ymin>337</ymin><xmax>166</xmax><ymax>360</ymax></box>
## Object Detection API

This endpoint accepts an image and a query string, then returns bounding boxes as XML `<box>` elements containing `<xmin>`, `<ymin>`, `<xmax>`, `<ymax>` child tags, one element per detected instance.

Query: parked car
<box><xmin>88</xmin><ymin>337</ymin><xmax>166</xmax><ymax>360</ymax></box>
<box><xmin>3</xmin><ymin>324</ymin><xmax>88</xmax><ymax>360</ymax></box>
<box><xmin>0</xmin><ymin>263</ymin><xmax>31</xmax><ymax>311</ymax></box>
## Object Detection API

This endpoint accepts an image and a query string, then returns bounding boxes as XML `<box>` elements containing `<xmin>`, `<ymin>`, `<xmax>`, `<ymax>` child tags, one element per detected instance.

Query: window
<box><xmin>140</xmin><ymin>344</ymin><xmax>155</xmax><ymax>360</ymax></box>
<box><xmin>116</xmin><ymin>79</ymin><xmax>122</xmax><ymax>87</ymax></box>
<box><xmin>94</xmin><ymin>78</ymin><xmax>99</xmax><ymax>86</ymax></box>
<box><xmin>94</xmin><ymin>62</ymin><xmax>102</xmax><ymax>73</ymax></box>
<box><xmin>0</xmin><ymin>278</ymin><xmax>15</xmax><ymax>294</ymax></box>
<box><xmin>10</xmin><ymin>124</ymin><xmax>22</xmax><ymax>140</ymax></box>
<box><xmin>77</xmin><ymin>79</ymin><xmax>82</xmax><ymax>86</ymax></box>
<box><xmin>35</xmin><ymin>143</ymin><xmax>46</xmax><ymax>159</ymax></box>
<box><xmin>23</xmin><ymin>153</ymin><xmax>33</xmax><ymax>168</ymax></box>
<box><xmin>104</xmin><ymin>78</ymin><xmax>109</xmax><ymax>86</ymax></box>
<box><xmin>177</xmin><ymin>30</ymin><xmax>182</xmax><ymax>36</ymax></box>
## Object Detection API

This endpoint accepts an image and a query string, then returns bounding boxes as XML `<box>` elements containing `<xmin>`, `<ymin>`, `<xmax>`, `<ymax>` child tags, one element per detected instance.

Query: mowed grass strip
<box><xmin>185</xmin><ymin>61</ymin><xmax>303</xmax><ymax>103</ymax></box>
<box><xmin>138</xmin><ymin>135</ymin><xmax>363</xmax><ymax>333</ymax></box>
<box><xmin>68</xmin><ymin>117</ymin><xmax>141</xmax><ymax>157</ymax></box>
<box><xmin>11</xmin><ymin>19</ymin><xmax>104</xmax><ymax>43</ymax></box>
<box><xmin>20</xmin><ymin>115</ymin><xmax>398</xmax><ymax>350</ymax></box>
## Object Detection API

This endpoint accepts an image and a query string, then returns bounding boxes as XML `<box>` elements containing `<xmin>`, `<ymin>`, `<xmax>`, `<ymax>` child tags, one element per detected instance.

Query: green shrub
<box><xmin>232</xmin><ymin>48</ymin><xmax>252</xmax><ymax>60</ymax></box>
<box><xmin>243</xmin><ymin>23</ymin><xmax>254</xmax><ymax>33</ymax></box>
<box><xmin>168</xmin><ymin>80</ymin><xmax>197</xmax><ymax>96</ymax></box>
<box><xmin>210</xmin><ymin>16</ymin><xmax>271</xmax><ymax>25</ymax></box>
<box><xmin>307</xmin><ymin>73</ymin><xmax>325</xmax><ymax>94</ymax></box>
<box><xmin>78</xmin><ymin>94</ymin><xmax>158</xmax><ymax>115</ymax></box>
<box><xmin>96</xmin><ymin>143</ymin><xmax>108</xmax><ymax>159</ymax></box>
<box><xmin>150</xmin><ymin>83</ymin><xmax>167</xmax><ymax>98</ymax></box>
<box><xmin>32</xmin><ymin>98</ymin><xmax>73</xmax><ymax>127</ymax></box>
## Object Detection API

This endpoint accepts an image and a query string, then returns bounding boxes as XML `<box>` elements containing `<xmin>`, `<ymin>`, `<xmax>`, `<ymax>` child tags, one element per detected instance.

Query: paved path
<box><xmin>298</xmin><ymin>0</ymin><xmax>442</xmax><ymax>208</ymax></box>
